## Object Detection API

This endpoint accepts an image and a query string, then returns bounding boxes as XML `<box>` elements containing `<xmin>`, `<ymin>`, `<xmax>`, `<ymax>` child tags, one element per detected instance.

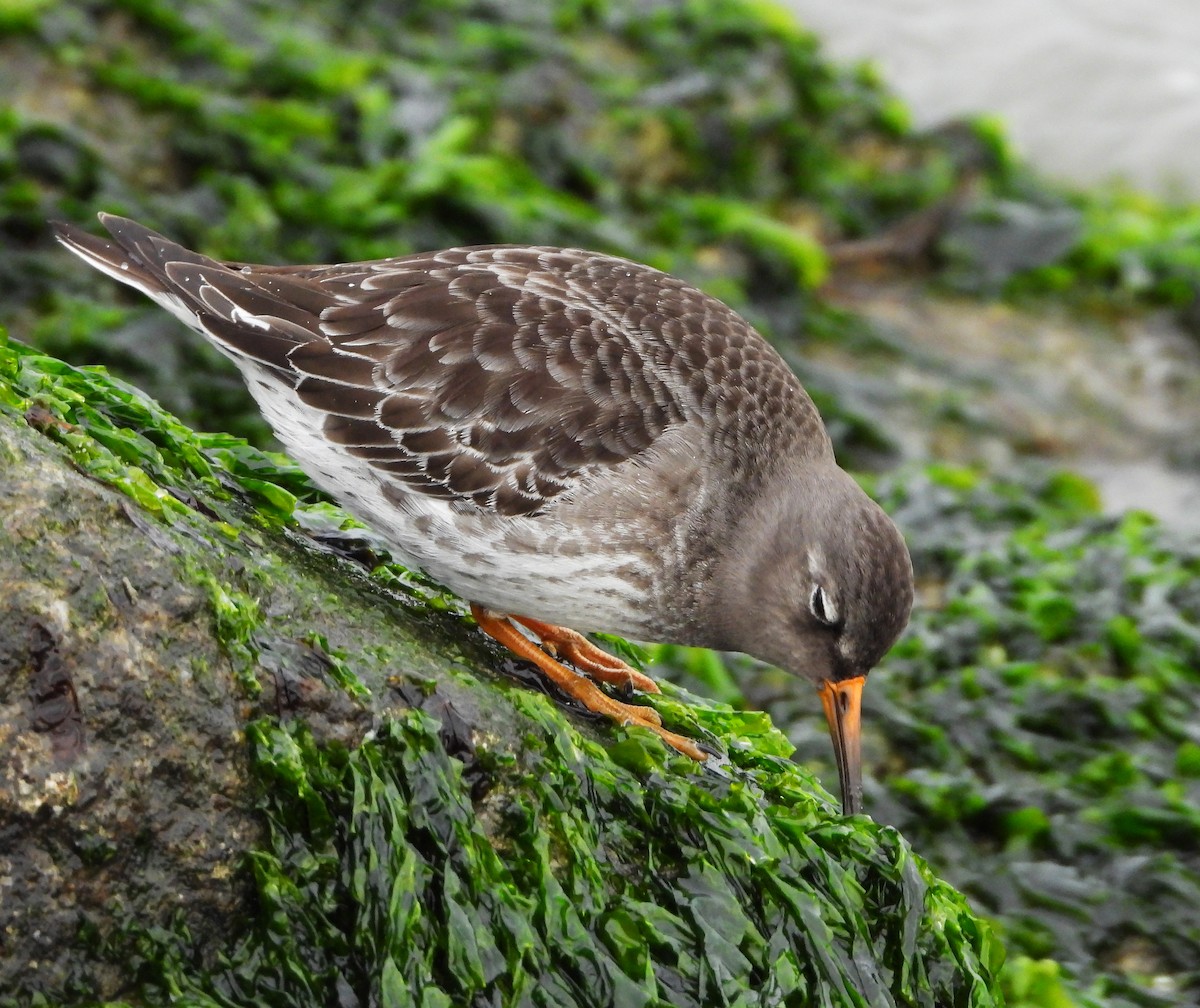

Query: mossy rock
<box><xmin>0</xmin><ymin>337</ymin><xmax>1002</xmax><ymax>1004</ymax></box>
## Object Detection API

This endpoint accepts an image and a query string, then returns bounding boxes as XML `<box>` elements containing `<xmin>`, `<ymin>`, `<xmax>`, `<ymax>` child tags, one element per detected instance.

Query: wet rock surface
<box><xmin>1</xmin><ymin>418</ymin><xmax>259</xmax><ymax>998</ymax></box>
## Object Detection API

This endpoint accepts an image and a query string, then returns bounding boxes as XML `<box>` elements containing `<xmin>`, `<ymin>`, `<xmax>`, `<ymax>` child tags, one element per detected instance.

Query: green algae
<box><xmin>871</xmin><ymin>469</ymin><xmax>1200</xmax><ymax>1007</ymax></box>
<box><xmin>189</xmin><ymin>563</ymin><xmax>265</xmax><ymax>698</ymax></box>
<box><xmin>132</xmin><ymin>712</ymin><xmax>1002</xmax><ymax>1008</ymax></box>
<box><xmin>1006</xmin><ymin>184</ymin><xmax>1200</xmax><ymax>321</ymax></box>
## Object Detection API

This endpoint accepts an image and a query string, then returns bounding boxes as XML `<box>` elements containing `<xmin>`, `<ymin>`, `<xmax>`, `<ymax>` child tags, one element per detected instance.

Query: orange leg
<box><xmin>471</xmin><ymin>605</ymin><xmax>710</xmax><ymax>762</ymax></box>
<box><xmin>510</xmin><ymin>615</ymin><xmax>661</xmax><ymax>694</ymax></box>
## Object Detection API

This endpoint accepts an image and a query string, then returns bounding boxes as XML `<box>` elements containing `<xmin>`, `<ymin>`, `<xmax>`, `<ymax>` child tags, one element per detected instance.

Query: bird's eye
<box><xmin>809</xmin><ymin>585</ymin><xmax>839</xmax><ymax>628</ymax></box>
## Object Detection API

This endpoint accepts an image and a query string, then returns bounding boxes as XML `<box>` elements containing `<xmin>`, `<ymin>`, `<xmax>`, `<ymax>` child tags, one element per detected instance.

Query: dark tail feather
<box><xmin>51</xmin><ymin>218</ymin><xmax>172</xmax><ymax>298</ymax></box>
<box><xmin>53</xmin><ymin>214</ymin><xmax>314</xmax><ymax>377</ymax></box>
<box><xmin>97</xmin><ymin>213</ymin><xmax>216</xmax><ymax>273</ymax></box>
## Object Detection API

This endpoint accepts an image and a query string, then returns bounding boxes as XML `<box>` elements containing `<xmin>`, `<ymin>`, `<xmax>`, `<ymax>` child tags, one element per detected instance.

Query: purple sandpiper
<box><xmin>54</xmin><ymin>214</ymin><xmax>914</xmax><ymax>814</ymax></box>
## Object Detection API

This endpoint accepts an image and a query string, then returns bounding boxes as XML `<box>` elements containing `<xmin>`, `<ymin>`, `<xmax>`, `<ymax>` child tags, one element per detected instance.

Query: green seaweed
<box><xmin>129</xmin><ymin>711</ymin><xmax>1002</xmax><ymax>1008</ymax></box>
<box><xmin>189</xmin><ymin>563</ymin><xmax>266</xmax><ymax>697</ymax></box>
<box><xmin>1008</xmin><ymin>184</ymin><xmax>1200</xmax><ymax>320</ymax></box>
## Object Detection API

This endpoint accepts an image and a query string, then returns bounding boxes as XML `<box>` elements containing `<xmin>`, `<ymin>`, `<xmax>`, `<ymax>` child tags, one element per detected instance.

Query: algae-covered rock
<box><xmin>0</xmin><ymin>338</ymin><xmax>1002</xmax><ymax>1005</ymax></box>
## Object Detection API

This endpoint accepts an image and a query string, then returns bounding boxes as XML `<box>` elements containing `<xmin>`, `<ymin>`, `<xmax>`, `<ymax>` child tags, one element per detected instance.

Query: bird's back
<box><xmin>55</xmin><ymin>217</ymin><xmax>829</xmax><ymax>519</ymax></box>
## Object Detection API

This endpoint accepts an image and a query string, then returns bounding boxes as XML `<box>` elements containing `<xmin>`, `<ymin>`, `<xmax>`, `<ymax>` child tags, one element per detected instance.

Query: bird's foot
<box><xmin>471</xmin><ymin>605</ymin><xmax>709</xmax><ymax>762</ymax></box>
<box><xmin>510</xmin><ymin>615</ymin><xmax>661</xmax><ymax>694</ymax></box>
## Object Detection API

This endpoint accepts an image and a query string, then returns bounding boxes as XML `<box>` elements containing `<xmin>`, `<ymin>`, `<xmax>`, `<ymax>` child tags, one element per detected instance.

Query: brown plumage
<box><xmin>54</xmin><ymin>213</ymin><xmax>915</xmax><ymax>814</ymax></box>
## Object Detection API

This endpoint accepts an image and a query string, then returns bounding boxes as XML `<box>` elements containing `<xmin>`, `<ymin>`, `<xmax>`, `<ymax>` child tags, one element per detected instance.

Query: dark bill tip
<box><xmin>818</xmin><ymin>675</ymin><xmax>866</xmax><ymax>816</ymax></box>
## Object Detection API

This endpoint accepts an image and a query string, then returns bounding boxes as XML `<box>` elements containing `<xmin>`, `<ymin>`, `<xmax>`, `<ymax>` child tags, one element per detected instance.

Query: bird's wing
<box><xmin>58</xmin><ymin>217</ymin><xmax>701</xmax><ymax>516</ymax></box>
<box><xmin>272</xmin><ymin>247</ymin><xmax>693</xmax><ymax>516</ymax></box>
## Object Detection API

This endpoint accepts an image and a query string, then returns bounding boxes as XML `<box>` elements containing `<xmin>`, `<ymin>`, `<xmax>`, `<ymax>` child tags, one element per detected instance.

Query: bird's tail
<box><xmin>52</xmin><ymin>214</ymin><xmax>219</xmax><ymax>329</ymax></box>
<box><xmin>52</xmin><ymin>214</ymin><xmax>322</xmax><ymax>372</ymax></box>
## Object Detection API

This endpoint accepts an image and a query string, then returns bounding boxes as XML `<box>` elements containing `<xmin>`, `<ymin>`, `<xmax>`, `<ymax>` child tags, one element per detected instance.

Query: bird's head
<box><xmin>712</xmin><ymin>461</ymin><xmax>914</xmax><ymax>815</ymax></box>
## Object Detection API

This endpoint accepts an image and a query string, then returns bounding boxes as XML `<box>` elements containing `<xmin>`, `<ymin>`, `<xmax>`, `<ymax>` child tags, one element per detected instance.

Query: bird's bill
<box><xmin>818</xmin><ymin>675</ymin><xmax>866</xmax><ymax>815</ymax></box>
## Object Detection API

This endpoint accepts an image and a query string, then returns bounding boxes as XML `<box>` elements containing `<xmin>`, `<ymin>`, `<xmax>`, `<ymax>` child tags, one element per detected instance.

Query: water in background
<box><xmin>784</xmin><ymin>0</ymin><xmax>1200</xmax><ymax>200</ymax></box>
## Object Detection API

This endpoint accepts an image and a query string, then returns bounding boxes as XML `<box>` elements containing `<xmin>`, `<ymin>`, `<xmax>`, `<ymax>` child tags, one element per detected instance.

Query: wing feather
<box><xmin>56</xmin><ymin>216</ymin><xmax>827</xmax><ymax>519</ymax></box>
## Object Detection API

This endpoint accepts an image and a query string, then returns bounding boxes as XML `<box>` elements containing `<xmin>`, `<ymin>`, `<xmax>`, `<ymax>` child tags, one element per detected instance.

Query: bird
<box><xmin>53</xmin><ymin>213</ymin><xmax>914</xmax><ymax>815</ymax></box>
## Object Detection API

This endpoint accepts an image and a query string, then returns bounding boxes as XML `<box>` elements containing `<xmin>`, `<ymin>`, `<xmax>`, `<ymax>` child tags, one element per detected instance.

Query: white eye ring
<box><xmin>810</xmin><ymin>585</ymin><xmax>838</xmax><ymax>627</ymax></box>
